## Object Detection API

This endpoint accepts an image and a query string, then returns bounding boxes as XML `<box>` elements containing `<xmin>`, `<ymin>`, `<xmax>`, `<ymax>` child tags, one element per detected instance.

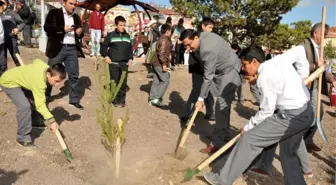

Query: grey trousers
<box><xmin>23</xmin><ymin>24</ymin><xmax>32</xmax><ymax>45</ymax></box>
<box><xmin>181</xmin><ymin>73</ymin><xmax>215</xmax><ymax>118</ymax></box>
<box><xmin>218</xmin><ymin>104</ymin><xmax>313</xmax><ymax>185</ymax></box>
<box><xmin>1</xmin><ymin>86</ymin><xmax>33</xmax><ymax>142</ymax></box>
<box><xmin>304</xmin><ymin>80</ymin><xmax>324</xmax><ymax>145</ymax></box>
<box><xmin>212</xmin><ymin>70</ymin><xmax>241</xmax><ymax>148</ymax></box>
<box><xmin>236</xmin><ymin>84</ymin><xmax>244</xmax><ymax>102</ymax></box>
<box><xmin>256</xmin><ymin>137</ymin><xmax>312</xmax><ymax>173</ymax></box>
<box><xmin>236</xmin><ymin>76</ymin><xmax>244</xmax><ymax>102</ymax></box>
<box><xmin>250</xmin><ymin>83</ymin><xmax>261</xmax><ymax>103</ymax></box>
<box><xmin>149</xmin><ymin>65</ymin><xmax>170</xmax><ymax>100</ymax></box>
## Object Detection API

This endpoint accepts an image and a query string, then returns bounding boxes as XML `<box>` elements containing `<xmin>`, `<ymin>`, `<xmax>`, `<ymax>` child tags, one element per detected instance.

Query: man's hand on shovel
<box><xmin>240</xmin><ymin>128</ymin><xmax>245</xmax><ymax>136</ymax></box>
<box><xmin>48</xmin><ymin>122</ymin><xmax>59</xmax><ymax>132</ymax></box>
<box><xmin>195</xmin><ymin>100</ymin><xmax>204</xmax><ymax>111</ymax></box>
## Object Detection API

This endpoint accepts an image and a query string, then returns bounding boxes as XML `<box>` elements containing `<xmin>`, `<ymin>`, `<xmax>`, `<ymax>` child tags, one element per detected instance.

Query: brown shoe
<box><xmin>200</xmin><ymin>145</ymin><xmax>218</xmax><ymax>154</ymax></box>
<box><xmin>306</xmin><ymin>143</ymin><xmax>321</xmax><ymax>153</ymax></box>
<box><xmin>304</xmin><ymin>171</ymin><xmax>313</xmax><ymax>178</ymax></box>
<box><xmin>249</xmin><ymin>168</ymin><xmax>269</xmax><ymax>176</ymax></box>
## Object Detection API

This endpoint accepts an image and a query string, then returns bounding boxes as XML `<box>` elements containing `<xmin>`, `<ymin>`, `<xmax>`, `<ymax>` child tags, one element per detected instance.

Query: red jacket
<box><xmin>89</xmin><ymin>11</ymin><xmax>104</xmax><ymax>31</ymax></box>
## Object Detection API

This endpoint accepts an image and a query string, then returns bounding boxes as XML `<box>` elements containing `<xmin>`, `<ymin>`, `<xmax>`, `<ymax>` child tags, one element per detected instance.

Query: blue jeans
<box><xmin>90</xmin><ymin>29</ymin><xmax>102</xmax><ymax>55</ymax></box>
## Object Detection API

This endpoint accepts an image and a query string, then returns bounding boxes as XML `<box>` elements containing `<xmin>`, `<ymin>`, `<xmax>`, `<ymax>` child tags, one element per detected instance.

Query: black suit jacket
<box><xmin>44</xmin><ymin>8</ymin><xmax>85</xmax><ymax>59</ymax></box>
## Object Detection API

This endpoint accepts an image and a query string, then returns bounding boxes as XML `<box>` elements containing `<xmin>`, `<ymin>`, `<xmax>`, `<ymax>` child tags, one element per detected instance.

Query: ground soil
<box><xmin>0</xmin><ymin>46</ymin><xmax>335</xmax><ymax>185</ymax></box>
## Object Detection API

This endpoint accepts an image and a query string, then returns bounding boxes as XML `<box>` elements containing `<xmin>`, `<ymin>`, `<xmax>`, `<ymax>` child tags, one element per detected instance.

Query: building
<box><xmin>325</xmin><ymin>26</ymin><xmax>336</xmax><ymax>47</ymax></box>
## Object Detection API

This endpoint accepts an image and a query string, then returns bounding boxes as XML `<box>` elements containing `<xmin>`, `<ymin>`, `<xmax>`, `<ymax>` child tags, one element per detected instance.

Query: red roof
<box><xmin>327</xmin><ymin>27</ymin><xmax>336</xmax><ymax>38</ymax></box>
<box><xmin>158</xmin><ymin>8</ymin><xmax>179</xmax><ymax>15</ymax></box>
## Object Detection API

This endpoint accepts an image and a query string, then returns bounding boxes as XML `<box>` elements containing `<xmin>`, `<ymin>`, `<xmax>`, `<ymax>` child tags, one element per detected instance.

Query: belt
<box><xmin>63</xmin><ymin>44</ymin><xmax>76</xmax><ymax>47</ymax></box>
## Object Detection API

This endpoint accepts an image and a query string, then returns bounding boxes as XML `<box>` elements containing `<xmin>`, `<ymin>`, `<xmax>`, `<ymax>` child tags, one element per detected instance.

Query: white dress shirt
<box><xmin>62</xmin><ymin>7</ymin><xmax>75</xmax><ymax>45</ymax></box>
<box><xmin>0</xmin><ymin>19</ymin><xmax>4</xmax><ymax>45</ymax></box>
<box><xmin>310</xmin><ymin>38</ymin><xmax>320</xmax><ymax>60</ymax></box>
<box><xmin>244</xmin><ymin>46</ymin><xmax>310</xmax><ymax>131</ymax></box>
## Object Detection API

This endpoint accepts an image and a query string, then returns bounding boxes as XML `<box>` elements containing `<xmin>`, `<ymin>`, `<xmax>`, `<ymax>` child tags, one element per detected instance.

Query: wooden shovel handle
<box><xmin>303</xmin><ymin>62</ymin><xmax>329</xmax><ymax>85</ymax></box>
<box><xmin>197</xmin><ymin>134</ymin><xmax>241</xmax><ymax>171</ymax></box>
<box><xmin>55</xmin><ymin>129</ymin><xmax>68</xmax><ymax>150</ymax></box>
<box><xmin>178</xmin><ymin>107</ymin><xmax>199</xmax><ymax>148</ymax></box>
<box><xmin>15</xmin><ymin>53</ymin><xmax>25</xmax><ymax>66</ymax></box>
<box><xmin>316</xmin><ymin>7</ymin><xmax>326</xmax><ymax>120</ymax></box>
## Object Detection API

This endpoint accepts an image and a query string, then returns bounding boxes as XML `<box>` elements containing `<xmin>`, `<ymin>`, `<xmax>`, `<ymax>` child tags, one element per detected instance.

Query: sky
<box><xmin>148</xmin><ymin>0</ymin><xmax>336</xmax><ymax>26</ymax></box>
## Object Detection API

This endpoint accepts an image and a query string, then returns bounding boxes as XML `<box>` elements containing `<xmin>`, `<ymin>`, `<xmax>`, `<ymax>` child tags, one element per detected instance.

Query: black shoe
<box><xmin>16</xmin><ymin>140</ymin><xmax>35</xmax><ymax>147</ymax></box>
<box><xmin>114</xmin><ymin>103</ymin><xmax>125</xmax><ymax>108</ymax></box>
<box><xmin>69</xmin><ymin>103</ymin><xmax>84</xmax><ymax>110</ymax></box>
<box><xmin>147</xmin><ymin>73</ymin><xmax>154</xmax><ymax>78</ymax></box>
<box><xmin>306</xmin><ymin>143</ymin><xmax>321</xmax><ymax>153</ymax></box>
<box><xmin>179</xmin><ymin>117</ymin><xmax>189</xmax><ymax>128</ymax></box>
<box><xmin>204</xmin><ymin>114</ymin><xmax>216</xmax><ymax>121</ymax></box>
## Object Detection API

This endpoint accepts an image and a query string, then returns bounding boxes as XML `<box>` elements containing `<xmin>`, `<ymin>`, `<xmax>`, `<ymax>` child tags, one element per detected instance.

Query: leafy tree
<box><xmin>170</xmin><ymin>0</ymin><xmax>299</xmax><ymax>45</ymax></box>
<box><xmin>325</xmin><ymin>40</ymin><xmax>336</xmax><ymax>59</ymax></box>
<box><xmin>257</xmin><ymin>20</ymin><xmax>312</xmax><ymax>50</ymax></box>
<box><xmin>257</xmin><ymin>24</ymin><xmax>295</xmax><ymax>50</ymax></box>
<box><xmin>290</xmin><ymin>20</ymin><xmax>312</xmax><ymax>45</ymax></box>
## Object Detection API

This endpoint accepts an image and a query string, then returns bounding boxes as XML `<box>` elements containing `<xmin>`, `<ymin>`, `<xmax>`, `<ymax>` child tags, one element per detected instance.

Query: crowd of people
<box><xmin>0</xmin><ymin>0</ymin><xmax>335</xmax><ymax>185</ymax></box>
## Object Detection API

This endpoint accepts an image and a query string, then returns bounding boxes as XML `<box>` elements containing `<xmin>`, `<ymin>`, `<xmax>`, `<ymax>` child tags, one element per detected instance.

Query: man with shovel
<box><xmin>180</xmin><ymin>30</ymin><xmax>242</xmax><ymax>154</ymax></box>
<box><xmin>0</xmin><ymin>59</ymin><xmax>65</xmax><ymax>147</ymax></box>
<box><xmin>203</xmin><ymin>45</ymin><xmax>314</xmax><ymax>185</ymax></box>
<box><xmin>179</xmin><ymin>17</ymin><xmax>216</xmax><ymax>126</ymax></box>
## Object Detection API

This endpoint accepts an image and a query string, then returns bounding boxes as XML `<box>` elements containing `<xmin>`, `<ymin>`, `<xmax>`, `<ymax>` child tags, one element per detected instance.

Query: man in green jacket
<box><xmin>0</xmin><ymin>59</ymin><xmax>66</xmax><ymax>147</ymax></box>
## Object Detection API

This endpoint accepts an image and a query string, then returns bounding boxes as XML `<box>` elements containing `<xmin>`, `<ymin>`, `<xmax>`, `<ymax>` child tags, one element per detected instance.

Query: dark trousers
<box><xmin>46</xmin><ymin>45</ymin><xmax>80</xmax><ymax>103</ymax></box>
<box><xmin>23</xmin><ymin>24</ymin><xmax>32</xmax><ymax>46</ymax></box>
<box><xmin>175</xmin><ymin>43</ymin><xmax>184</xmax><ymax>65</ymax></box>
<box><xmin>4</xmin><ymin>37</ymin><xmax>20</xmax><ymax>67</ymax></box>
<box><xmin>0</xmin><ymin>44</ymin><xmax>7</xmax><ymax>76</ymax></box>
<box><xmin>109</xmin><ymin>62</ymin><xmax>128</xmax><ymax>105</ymax></box>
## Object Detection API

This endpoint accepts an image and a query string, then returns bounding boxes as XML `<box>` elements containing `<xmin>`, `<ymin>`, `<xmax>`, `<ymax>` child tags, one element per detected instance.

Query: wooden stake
<box><xmin>115</xmin><ymin>118</ymin><xmax>123</xmax><ymax>179</ymax></box>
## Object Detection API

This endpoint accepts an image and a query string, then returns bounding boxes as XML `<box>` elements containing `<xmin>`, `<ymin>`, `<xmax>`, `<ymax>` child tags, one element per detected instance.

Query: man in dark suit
<box><xmin>44</xmin><ymin>0</ymin><xmax>85</xmax><ymax>110</ymax></box>
<box><xmin>16</xmin><ymin>0</ymin><xmax>32</xmax><ymax>47</ymax></box>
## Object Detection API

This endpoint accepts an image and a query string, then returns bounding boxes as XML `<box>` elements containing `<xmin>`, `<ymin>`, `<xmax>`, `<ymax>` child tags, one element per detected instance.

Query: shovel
<box><xmin>183</xmin><ymin>133</ymin><xmax>241</xmax><ymax>182</ymax></box>
<box><xmin>175</xmin><ymin>107</ymin><xmax>199</xmax><ymax>160</ymax></box>
<box><xmin>55</xmin><ymin>129</ymin><xmax>72</xmax><ymax>162</ymax></box>
<box><xmin>15</xmin><ymin>53</ymin><xmax>73</xmax><ymax>161</ymax></box>
<box><xmin>315</xmin><ymin>7</ymin><xmax>328</xmax><ymax>143</ymax></box>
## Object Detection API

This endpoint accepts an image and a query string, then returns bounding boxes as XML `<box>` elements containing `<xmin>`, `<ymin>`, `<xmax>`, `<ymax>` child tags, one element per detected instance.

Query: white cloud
<box><xmin>322</xmin><ymin>0</ymin><xmax>336</xmax><ymax>4</ymax></box>
<box><xmin>298</xmin><ymin>0</ymin><xmax>312</xmax><ymax>7</ymax></box>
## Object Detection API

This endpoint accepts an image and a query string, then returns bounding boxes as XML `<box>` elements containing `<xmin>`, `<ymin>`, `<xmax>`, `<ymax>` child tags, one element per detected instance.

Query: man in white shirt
<box><xmin>203</xmin><ymin>45</ymin><xmax>313</xmax><ymax>185</ymax></box>
<box><xmin>44</xmin><ymin>0</ymin><xmax>85</xmax><ymax>110</ymax></box>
